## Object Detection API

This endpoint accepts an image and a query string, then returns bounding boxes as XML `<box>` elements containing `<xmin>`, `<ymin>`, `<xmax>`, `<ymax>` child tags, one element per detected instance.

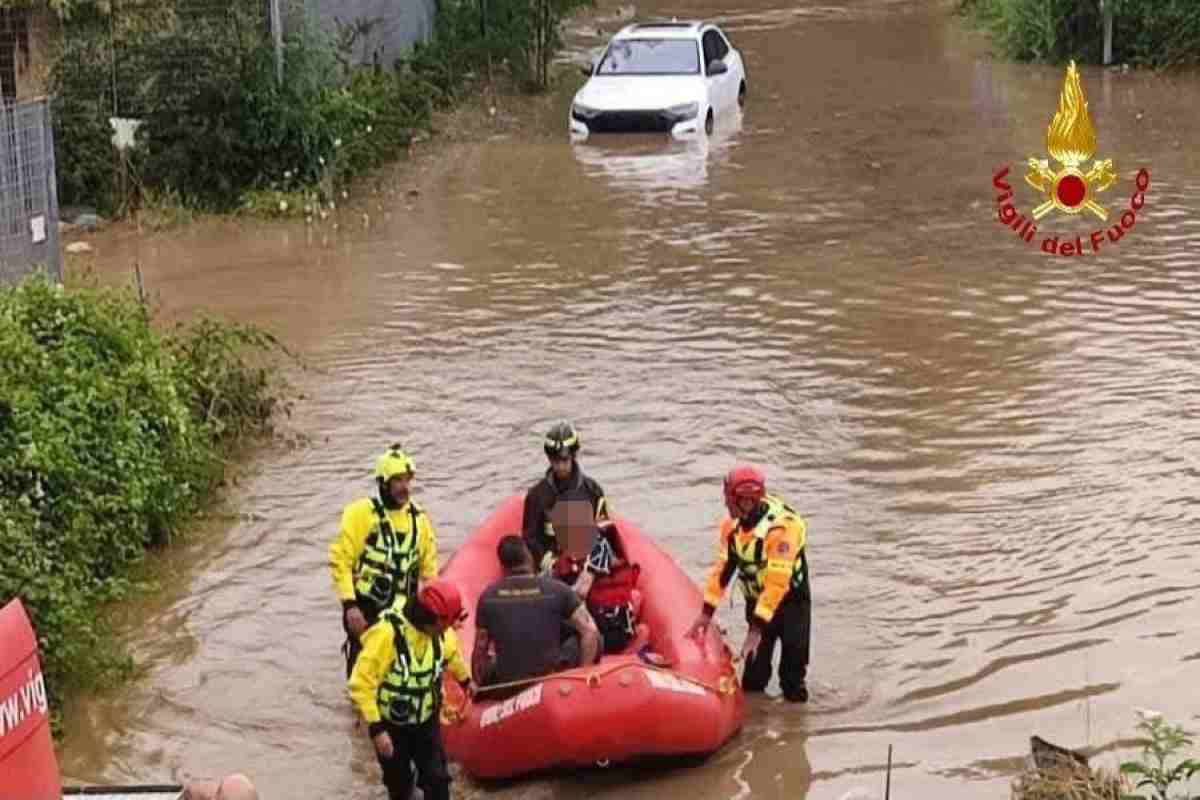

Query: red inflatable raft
<box><xmin>0</xmin><ymin>597</ymin><xmax>62</xmax><ymax>800</ymax></box>
<box><xmin>1</xmin><ymin>597</ymin><xmax>184</xmax><ymax>799</ymax></box>
<box><xmin>438</xmin><ymin>494</ymin><xmax>744</xmax><ymax>779</ymax></box>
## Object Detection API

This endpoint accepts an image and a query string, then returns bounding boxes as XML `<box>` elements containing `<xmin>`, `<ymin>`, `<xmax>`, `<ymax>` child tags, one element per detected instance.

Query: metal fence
<box><xmin>0</xmin><ymin>97</ymin><xmax>61</xmax><ymax>286</ymax></box>
<box><xmin>52</xmin><ymin>0</ymin><xmax>278</xmax><ymax>120</ymax></box>
<box><xmin>1</xmin><ymin>5</ymin><xmax>61</xmax><ymax>286</ymax></box>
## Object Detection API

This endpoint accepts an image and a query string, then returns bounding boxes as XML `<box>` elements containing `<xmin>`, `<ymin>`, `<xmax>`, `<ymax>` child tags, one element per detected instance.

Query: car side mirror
<box><xmin>580</xmin><ymin>61</ymin><xmax>594</xmax><ymax>77</ymax></box>
<box><xmin>708</xmin><ymin>59</ymin><xmax>728</xmax><ymax>76</ymax></box>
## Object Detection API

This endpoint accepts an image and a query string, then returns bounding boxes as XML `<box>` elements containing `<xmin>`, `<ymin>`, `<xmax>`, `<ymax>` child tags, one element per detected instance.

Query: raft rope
<box><xmin>441</xmin><ymin>657</ymin><xmax>741</xmax><ymax>725</ymax></box>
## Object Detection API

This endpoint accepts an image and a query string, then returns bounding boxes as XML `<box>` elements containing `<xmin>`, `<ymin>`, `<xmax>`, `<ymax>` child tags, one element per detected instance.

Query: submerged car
<box><xmin>569</xmin><ymin>19</ymin><xmax>747</xmax><ymax>140</ymax></box>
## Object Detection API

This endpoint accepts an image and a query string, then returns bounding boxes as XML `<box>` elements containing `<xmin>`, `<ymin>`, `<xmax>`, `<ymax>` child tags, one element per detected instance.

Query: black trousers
<box><xmin>342</xmin><ymin>602</ymin><xmax>380</xmax><ymax>679</ymax></box>
<box><xmin>375</xmin><ymin>718</ymin><xmax>451</xmax><ymax>800</ymax></box>
<box><xmin>742</xmin><ymin>584</ymin><xmax>811</xmax><ymax>701</ymax></box>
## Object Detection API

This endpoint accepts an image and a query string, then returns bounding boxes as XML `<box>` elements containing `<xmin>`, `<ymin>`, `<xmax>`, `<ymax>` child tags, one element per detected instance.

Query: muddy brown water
<box><xmin>52</xmin><ymin>0</ymin><xmax>1200</xmax><ymax>797</ymax></box>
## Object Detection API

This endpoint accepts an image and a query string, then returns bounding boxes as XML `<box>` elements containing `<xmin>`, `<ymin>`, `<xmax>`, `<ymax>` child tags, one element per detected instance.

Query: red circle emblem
<box><xmin>1056</xmin><ymin>175</ymin><xmax>1087</xmax><ymax>208</ymax></box>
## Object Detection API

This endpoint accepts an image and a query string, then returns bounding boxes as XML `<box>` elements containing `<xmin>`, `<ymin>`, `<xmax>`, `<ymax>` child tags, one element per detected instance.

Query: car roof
<box><xmin>614</xmin><ymin>19</ymin><xmax>714</xmax><ymax>39</ymax></box>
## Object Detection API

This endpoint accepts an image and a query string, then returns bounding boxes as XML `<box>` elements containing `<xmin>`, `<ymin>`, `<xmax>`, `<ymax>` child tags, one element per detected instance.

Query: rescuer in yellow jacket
<box><xmin>687</xmin><ymin>464</ymin><xmax>812</xmax><ymax>702</ymax></box>
<box><xmin>348</xmin><ymin>580</ymin><xmax>472</xmax><ymax>800</ymax></box>
<box><xmin>330</xmin><ymin>445</ymin><xmax>440</xmax><ymax>677</ymax></box>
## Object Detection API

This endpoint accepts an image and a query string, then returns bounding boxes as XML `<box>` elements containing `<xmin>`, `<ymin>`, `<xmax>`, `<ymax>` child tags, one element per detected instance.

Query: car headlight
<box><xmin>572</xmin><ymin>102</ymin><xmax>600</xmax><ymax>119</ymax></box>
<box><xmin>666</xmin><ymin>102</ymin><xmax>699</xmax><ymax>121</ymax></box>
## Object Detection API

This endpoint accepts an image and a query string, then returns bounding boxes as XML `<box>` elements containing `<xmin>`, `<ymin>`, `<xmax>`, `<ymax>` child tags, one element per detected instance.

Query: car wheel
<box><xmin>738</xmin><ymin>81</ymin><xmax>746</xmax><ymax>107</ymax></box>
<box><xmin>705</xmin><ymin>109</ymin><xmax>714</xmax><ymax>136</ymax></box>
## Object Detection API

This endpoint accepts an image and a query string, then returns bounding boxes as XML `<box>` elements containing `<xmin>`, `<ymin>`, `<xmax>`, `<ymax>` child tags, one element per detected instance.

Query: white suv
<box><xmin>569</xmin><ymin>20</ymin><xmax>747</xmax><ymax>140</ymax></box>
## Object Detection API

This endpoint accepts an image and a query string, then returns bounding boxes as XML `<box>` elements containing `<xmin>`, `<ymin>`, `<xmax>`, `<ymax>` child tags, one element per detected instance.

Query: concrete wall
<box><xmin>290</xmin><ymin>0</ymin><xmax>437</xmax><ymax>69</ymax></box>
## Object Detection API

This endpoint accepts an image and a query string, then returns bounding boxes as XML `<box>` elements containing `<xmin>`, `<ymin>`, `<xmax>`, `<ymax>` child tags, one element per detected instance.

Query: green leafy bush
<box><xmin>48</xmin><ymin>0</ymin><xmax>592</xmax><ymax>215</ymax></box>
<box><xmin>1121</xmin><ymin>711</ymin><xmax>1200</xmax><ymax>800</ymax></box>
<box><xmin>0</xmin><ymin>275</ymin><xmax>294</xmax><ymax>729</ymax></box>
<box><xmin>135</xmin><ymin>14</ymin><xmax>452</xmax><ymax>211</ymax></box>
<box><xmin>49</xmin><ymin>7</ymin><xmax>125</xmax><ymax>217</ymax></box>
<box><xmin>957</xmin><ymin>0</ymin><xmax>1200</xmax><ymax>68</ymax></box>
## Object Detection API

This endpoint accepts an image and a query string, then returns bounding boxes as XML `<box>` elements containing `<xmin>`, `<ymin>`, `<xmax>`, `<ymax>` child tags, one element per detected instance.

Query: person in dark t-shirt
<box><xmin>472</xmin><ymin>536</ymin><xmax>601</xmax><ymax>687</ymax></box>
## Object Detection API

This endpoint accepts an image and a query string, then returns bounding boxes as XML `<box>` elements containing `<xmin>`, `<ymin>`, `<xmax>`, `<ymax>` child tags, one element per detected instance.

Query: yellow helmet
<box><xmin>375</xmin><ymin>444</ymin><xmax>415</xmax><ymax>482</ymax></box>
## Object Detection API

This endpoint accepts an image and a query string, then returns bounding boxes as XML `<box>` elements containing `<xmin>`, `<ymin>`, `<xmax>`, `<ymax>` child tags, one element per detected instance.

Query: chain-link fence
<box><xmin>2</xmin><ymin>7</ymin><xmax>61</xmax><ymax>286</ymax></box>
<box><xmin>42</xmin><ymin>0</ymin><xmax>286</xmax><ymax>215</ymax></box>
<box><xmin>52</xmin><ymin>0</ymin><xmax>278</xmax><ymax>119</ymax></box>
<box><xmin>0</xmin><ymin>96</ymin><xmax>62</xmax><ymax>286</ymax></box>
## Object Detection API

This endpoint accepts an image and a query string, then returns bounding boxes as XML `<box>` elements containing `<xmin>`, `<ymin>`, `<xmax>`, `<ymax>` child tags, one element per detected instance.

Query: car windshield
<box><xmin>596</xmin><ymin>38</ymin><xmax>700</xmax><ymax>75</ymax></box>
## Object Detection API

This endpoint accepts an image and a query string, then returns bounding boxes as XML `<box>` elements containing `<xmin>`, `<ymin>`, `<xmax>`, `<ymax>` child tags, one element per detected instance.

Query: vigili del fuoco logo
<box><xmin>992</xmin><ymin>60</ymin><xmax>1150</xmax><ymax>256</ymax></box>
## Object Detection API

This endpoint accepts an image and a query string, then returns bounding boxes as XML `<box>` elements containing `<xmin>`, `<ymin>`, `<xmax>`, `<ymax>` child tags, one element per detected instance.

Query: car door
<box><xmin>701</xmin><ymin>29</ymin><xmax>731</xmax><ymax>112</ymax></box>
<box><xmin>711</xmin><ymin>28</ymin><xmax>738</xmax><ymax>109</ymax></box>
<box><xmin>714</xmin><ymin>26</ymin><xmax>742</xmax><ymax>88</ymax></box>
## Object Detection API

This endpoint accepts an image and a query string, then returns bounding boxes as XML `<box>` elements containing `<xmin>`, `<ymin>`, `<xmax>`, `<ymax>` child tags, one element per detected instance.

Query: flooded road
<box><xmin>53</xmin><ymin>0</ymin><xmax>1200</xmax><ymax>797</ymax></box>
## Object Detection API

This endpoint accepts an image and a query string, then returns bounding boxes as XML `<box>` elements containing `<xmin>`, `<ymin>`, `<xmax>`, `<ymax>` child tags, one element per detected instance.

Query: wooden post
<box><xmin>1101</xmin><ymin>0</ymin><xmax>1113</xmax><ymax>65</ymax></box>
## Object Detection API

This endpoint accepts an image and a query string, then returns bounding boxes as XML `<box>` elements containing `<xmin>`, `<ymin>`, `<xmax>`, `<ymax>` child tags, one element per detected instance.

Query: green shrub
<box><xmin>47</xmin><ymin>0</ymin><xmax>589</xmax><ymax>215</ymax></box>
<box><xmin>1120</xmin><ymin>711</ymin><xmax>1200</xmax><ymax>800</ymax></box>
<box><xmin>49</xmin><ymin>7</ymin><xmax>125</xmax><ymax>217</ymax></box>
<box><xmin>957</xmin><ymin>0</ymin><xmax>1200</xmax><ymax>68</ymax></box>
<box><xmin>0</xmin><ymin>275</ymin><xmax>295</xmax><ymax>729</ymax></box>
<box><xmin>135</xmin><ymin>17</ymin><xmax>431</xmax><ymax>211</ymax></box>
<box><xmin>1111</xmin><ymin>0</ymin><xmax>1200</xmax><ymax>69</ymax></box>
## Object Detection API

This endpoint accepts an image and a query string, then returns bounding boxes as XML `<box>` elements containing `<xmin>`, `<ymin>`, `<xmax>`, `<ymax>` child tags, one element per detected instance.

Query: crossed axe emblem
<box><xmin>1025</xmin><ymin>157</ymin><xmax>1117</xmax><ymax>222</ymax></box>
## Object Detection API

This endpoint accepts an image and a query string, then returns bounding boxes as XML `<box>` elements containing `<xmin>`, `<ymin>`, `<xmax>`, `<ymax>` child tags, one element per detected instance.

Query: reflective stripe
<box><xmin>728</xmin><ymin>496</ymin><xmax>804</xmax><ymax>600</ymax></box>
<box><xmin>377</xmin><ymin>612</ymin><xmax>445</xmax><ymax>725</ymax></box>
<box><xmin>354</xmin><ymin>500</ymin><xmax>420</xmax><ymax>611</ymax></box>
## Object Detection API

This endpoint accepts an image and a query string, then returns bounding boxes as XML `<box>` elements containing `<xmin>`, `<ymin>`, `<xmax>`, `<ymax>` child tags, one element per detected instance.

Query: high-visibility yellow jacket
<box><xmin>348</xmin><ymin>611</ymin><xmax>470</xmax><ymax>734</ymax></box>
<box><xmin>330</xmin><ymin>496</ymin><xmax>439</xmax><ymax>613</ymax></box>
<box><xmin>702</xmin><ymin>494</ymin><xmax>808</xmax><ymax>627</ymax></box>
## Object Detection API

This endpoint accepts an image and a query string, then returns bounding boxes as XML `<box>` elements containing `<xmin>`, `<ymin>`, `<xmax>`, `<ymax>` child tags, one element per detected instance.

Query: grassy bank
<box><xmin>957</xmin><ymin>0</ymin><xmax>1200</xmax><ymax>69</ymax></box>
<box><xmin>0</xmin><ymin>274</ymin><xmax>297</xmax><ymax>733</ymax></box>
<box><xmin>1011</xmin><ymin>712</ymin><xmax>1200</xmax><ymax>800</ymax></box>
<box><xmin>50</xmin><ymin>0</ymin><xmax>595</xmax><ymax>224</ymax></box>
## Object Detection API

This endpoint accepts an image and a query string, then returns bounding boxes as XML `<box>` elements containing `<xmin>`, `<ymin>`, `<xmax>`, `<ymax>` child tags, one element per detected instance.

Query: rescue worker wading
<box><xmin>348</xmin><ymin>580</ymin><xmax>472</xmax><ymax>800</ymax></box>
<box><xmin>330</xmin><ymin>445</ymin><xmax>439</xmax><ymax>677</ymax></box>
<box><xmin>687</xmin><ymin>464</ymin><xmax>812</xmax><ymax>702</ymax></box>
<box><xmin>521</xmin><ymin>421</ymin><xmax>611</xmax><ymax>572</ymax></box>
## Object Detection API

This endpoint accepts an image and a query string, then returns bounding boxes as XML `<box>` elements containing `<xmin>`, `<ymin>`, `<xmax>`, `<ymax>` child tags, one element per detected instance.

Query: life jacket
<box><xmin>550</xmin><ymin>532</ymin><xmax>637</xmax><ymax>610</ymax></box>
<box><xmin>727</xmin><ymin>495</ymin><xmax>805</xmax><ymax>601</ymax></box>
<box><xmin>354</xmin><ymin>499</ymin><xmax>421</xmax><ymax>614</ymax></box>
<box><xmin>590</xmin><ymin>561</ymin><xmax>640</xmax><ymax>653</ymax></box>
<box><xmin>553</xmin><ymin>533</ymin><xmax>641</xmax><ymax>652</ymax></box>
<box><xmin>377</xmin><ymin>610</ymin><xmax>445</xmax><ymax>726</ymax></box>
<box><xmin>587</xmin><ymin>562</ymin><xmax>640</xmax><ymax>611</ymax></box>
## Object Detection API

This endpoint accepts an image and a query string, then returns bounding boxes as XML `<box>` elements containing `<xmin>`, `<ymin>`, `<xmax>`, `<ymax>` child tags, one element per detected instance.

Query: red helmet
<box><xmin>417</xmin><ymin>580</ymin><xmax>465</xmax><ymax>627</ymax></box>
<box><xmin>724</xmin><ymin>464</ymin><xmax>766</xmax><ymax>516</ymax></box>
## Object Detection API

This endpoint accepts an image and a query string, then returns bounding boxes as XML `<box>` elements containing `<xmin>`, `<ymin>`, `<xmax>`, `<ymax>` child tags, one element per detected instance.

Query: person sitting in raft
<box><xmin>348</xmin><ymin>580</ymin><xmax>473</xmax><ymax>800</ymax></box>
<box><xmin>548</xmin><ymin>515</ymin><xmax>644</xmax><ymax>654</ymax></box>
<box><xmin>472</xmin><ymin>536</ymin><xmax>601</xmax><ymax>692</ymax></box>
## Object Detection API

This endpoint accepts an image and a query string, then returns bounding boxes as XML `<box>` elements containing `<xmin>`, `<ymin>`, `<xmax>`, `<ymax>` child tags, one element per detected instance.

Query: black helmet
<box><xmin>544</xmin><ymin>421</ymin><xmax>580</xmax><ymax>459</ymax></box>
